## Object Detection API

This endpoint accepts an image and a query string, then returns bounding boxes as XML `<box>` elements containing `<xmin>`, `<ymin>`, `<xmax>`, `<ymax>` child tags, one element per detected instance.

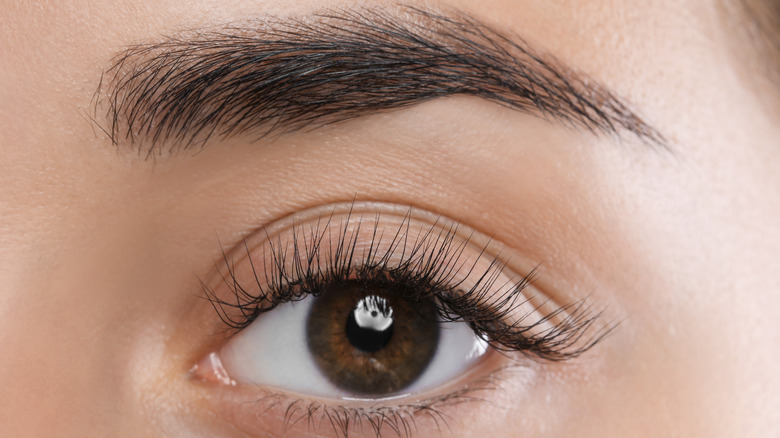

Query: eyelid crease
<box><xmin>201</xmin><ymin>204</ymin><xmax>612</xmax><ymax>362</ymax></box>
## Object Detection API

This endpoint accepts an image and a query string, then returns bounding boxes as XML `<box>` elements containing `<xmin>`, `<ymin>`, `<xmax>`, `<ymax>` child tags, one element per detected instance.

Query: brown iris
<box><xmin>305</xmin><ymin>280</ymin><xmax>440</xmax><ymax>395</ymax></box>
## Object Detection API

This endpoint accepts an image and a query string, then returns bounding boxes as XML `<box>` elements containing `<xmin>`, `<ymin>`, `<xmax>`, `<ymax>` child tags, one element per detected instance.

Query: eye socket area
<box><xmin>192</xmin><ymin>206</ymin><xmax>518</xmax><ymax>404</ymax></box>
<box><xmin>191</xmin><ymin>204</ymin><xmax>606</xmax><ymax>436</ymax></box>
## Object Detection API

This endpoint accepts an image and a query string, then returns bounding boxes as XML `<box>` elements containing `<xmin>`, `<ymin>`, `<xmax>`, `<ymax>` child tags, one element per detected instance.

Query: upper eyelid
<box><xmin>201</xmin><ymin>203</ymin><xmax>612</xmax><ymax>360</ymax></box>
<box><xmin>204</xmin><ymin>205</ymin><xmax>494</xmax><ymax>320</ymax></box>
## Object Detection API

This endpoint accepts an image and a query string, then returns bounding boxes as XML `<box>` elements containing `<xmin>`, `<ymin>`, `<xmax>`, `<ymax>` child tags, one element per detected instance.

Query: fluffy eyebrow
<box><xmin>95</xmin><ymin>6</ymin><xmax>665</xmax><ymax>156</ymax></box>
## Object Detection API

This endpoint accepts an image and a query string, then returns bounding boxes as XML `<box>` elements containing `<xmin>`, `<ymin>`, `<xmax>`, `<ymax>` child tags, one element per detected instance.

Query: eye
<box><xmin>218</xmin><ymin>279</ymin><xmax>489</xmax><ymax>398</ymax></box>
<box><xmin>194</xmin><ymin>203</ymin><xmax>606</xmax><ymax>436</ymax></box>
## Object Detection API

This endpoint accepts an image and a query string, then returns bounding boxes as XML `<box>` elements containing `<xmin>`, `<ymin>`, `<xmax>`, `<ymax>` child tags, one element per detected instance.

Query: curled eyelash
<box><xmin>203</xmin><ymin>209</ymin><xmax>610</xmax><ymax>361</ymax></box>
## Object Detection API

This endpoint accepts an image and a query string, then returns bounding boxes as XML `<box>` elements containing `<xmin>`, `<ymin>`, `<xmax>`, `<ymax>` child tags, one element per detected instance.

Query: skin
<box><xmin>1</xmin><ymin>0</ymin><xmax>778</xmax><ymax>437</ymax></box>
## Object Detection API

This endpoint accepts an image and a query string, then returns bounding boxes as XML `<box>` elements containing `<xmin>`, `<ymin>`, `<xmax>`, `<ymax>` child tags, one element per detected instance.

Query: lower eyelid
<box><xmin>193</xmin><ymin>353</ymin><xmax>532</xmax><ymax>438</ymax></box>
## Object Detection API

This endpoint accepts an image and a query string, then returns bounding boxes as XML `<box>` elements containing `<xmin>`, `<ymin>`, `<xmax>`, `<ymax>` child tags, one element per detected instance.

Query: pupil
<box><xmin>346</xmin><ymin>295</ymin><xmax>394</xmax><ymax>352</ymax></box>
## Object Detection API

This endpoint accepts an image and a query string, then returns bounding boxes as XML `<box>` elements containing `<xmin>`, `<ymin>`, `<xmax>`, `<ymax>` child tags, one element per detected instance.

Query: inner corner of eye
<box><xmin>207</xmin><ymin>278</ymin><xmax>490</xmax><ymax>400</ymax></box>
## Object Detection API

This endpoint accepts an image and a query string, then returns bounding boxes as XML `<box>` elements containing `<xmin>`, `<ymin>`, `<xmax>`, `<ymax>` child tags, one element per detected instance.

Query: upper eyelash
<box><xmin>202</xmin><ymin>209</ymin><xmax>610</xmax><ymax>361</ymax></box>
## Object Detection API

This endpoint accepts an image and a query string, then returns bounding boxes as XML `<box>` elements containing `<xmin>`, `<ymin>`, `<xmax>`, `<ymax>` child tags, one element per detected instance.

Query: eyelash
<box><xmin>241</xmin><ymin>364</ymin><xmax>521</xmax><ymax>438</ymax></box>
<box><xmin>200</xmin><ymin>209</ymin><xmax>609</xmax><ymax>437</ymax></box>
<box><xmin>205</xmin><ymin>211</ymin><xmax>604</xmax><ymax>360</ymax></box>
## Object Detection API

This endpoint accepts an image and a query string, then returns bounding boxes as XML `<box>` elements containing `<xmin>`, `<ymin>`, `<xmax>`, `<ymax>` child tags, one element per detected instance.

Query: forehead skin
<box><xmin>0</xmin><ymin>1</ymin><xmax>778</xmax><ymax>437</ymax></box>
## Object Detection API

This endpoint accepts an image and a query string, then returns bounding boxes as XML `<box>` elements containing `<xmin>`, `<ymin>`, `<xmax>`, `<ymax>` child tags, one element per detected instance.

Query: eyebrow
<box><xmin>95</xmin><ymin>6</ymin><xmax>666</xmax><ymax>156</ymax></box>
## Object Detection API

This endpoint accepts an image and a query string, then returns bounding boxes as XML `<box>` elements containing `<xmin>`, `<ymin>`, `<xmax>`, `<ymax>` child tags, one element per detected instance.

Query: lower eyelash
<box><xmin>238</xmin><ymin>364</ymin><xmax>524</xmax><ymax>438</ymax></box>
<box><xmin>203</xmin><ymin>207</ymin><xmax>610</xmax><ymax>361</ymax></box>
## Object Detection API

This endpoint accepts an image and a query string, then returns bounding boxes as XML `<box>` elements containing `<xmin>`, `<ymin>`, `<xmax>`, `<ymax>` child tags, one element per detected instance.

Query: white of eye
<box><xmin>219</xmin><ymin>296</ymin><xmax>488</xmax><ymax>399</ymax></box>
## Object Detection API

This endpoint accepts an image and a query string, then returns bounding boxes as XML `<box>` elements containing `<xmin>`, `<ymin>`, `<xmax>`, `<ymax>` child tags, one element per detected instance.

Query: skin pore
<box><xmin>0</xmin><ymin>0</ymin><xmax>778</xmax><ymax>437</ymax></box>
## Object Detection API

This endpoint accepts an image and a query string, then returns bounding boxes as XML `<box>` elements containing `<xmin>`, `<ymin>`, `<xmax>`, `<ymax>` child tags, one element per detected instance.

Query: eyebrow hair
<box><xmin>95</xmin><ymin>6</ymin><xmax>665</xmax><ymax>156</ymax></box>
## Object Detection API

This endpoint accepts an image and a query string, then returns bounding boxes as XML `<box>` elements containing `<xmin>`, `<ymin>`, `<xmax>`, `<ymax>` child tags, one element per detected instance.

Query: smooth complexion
<box><xmin>0</xmin><ymin>1</ymin><xmax>778</xmax><ymax>437</ymax></box>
